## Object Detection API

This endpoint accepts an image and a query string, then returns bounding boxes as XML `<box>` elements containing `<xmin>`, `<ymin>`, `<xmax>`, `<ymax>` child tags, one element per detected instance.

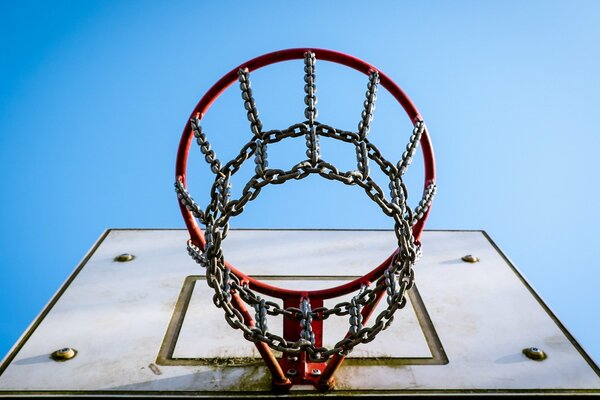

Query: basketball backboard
<box><xmin>0</xmin><ymin>229</ymin><xmax>598</xmax><ymax>397</ymax></box>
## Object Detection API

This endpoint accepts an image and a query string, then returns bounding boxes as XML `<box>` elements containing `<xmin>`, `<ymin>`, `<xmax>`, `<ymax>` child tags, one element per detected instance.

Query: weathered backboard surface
<box><xmin>1</xmin><ymin>229</ymin><xmax>598</xmax><ymax>397</ymax></box>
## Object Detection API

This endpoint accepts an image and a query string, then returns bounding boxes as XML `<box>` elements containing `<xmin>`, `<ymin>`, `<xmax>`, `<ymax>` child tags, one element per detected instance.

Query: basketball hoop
<box><xmin>175</xmin><ymin>48</ymin><xmax>436</xmax><ymax>391</ymax></box>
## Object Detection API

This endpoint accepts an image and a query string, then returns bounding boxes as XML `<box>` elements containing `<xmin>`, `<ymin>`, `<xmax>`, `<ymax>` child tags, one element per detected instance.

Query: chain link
<box><xmin>238</xmin><ymin>68</ymin><xmax>263</xmax><ymax>137</ymax></box>
<box><xmin>358</xmin><ymin>71</ymin><xmax>379</xmax><ymax>140</ymax></box>
<box><xmin>412</xmin><ymin>181</ymin><xmax>437</xmax><ymax>226</ymax></box>
<box><xmin>254</xmin><ymin>297</ymin><xmax>269</xmax><ymax>335</ymax></box>
<box><xmin>397</xmin><ymin>120</ymin><xmax>425</xmax><ymax>176</ymax></box>
<box><xmin>304</xmin><ymin>52</ymin><xmax>320</xmax><ymax>165</ymax></box>
<box><xmin>191</xmin><ymin>117</ymin><xmax>222</xmax><ymax>176</ymax></box>
<box><xmin>303</xmin><ymin>52</ymin><xmax>318</xmax><ymax>126</ymax></box>
<box><xmin>300</xmin><ymin>298</ymin><xmax>315</xmax><ymax>346</ymax></box>
<box><xmin>176</xmin><ymin>54</ymin><xmax>436</xmax><ymax>361</ymax></box>
<box><xmin>349</xmin><ymin>285</ymin><xmax>365</xmax><ymax>335</ymax></box>
<box><xmin>175</xmin><ymin>179</ymin><xmax>205</xmax><ymax>223</ymax></box>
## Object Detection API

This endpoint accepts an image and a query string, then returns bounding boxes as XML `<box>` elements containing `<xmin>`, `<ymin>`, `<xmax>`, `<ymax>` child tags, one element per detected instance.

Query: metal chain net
<box><xmin>175</xmin><ymin>52</ymin><xmax>437</xmax><ymax>361</ymax></box>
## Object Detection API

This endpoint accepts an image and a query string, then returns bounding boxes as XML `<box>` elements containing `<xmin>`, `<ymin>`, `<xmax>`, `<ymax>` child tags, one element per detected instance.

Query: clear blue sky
<box><xmin>1</xmin><ymin>0</ymin><xmax>598</xmax><ymax>365</ymax></box>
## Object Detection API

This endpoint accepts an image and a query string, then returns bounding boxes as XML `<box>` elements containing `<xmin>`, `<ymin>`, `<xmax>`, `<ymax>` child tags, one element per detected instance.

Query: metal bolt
<box><xmin>50</xmin><ymin>347</ymin><xmax>77</xmax><ymax>361</ymax></box>
<box><xmin>286</xmin><ymin>355</ymin><xmax>298</xmax><ymax>363</ymax></box>
<box><xmin>286</xmin><ymin>368</ymin><xmax>297</xmax><ymax>377</ymax></box>
<box><xmin>461</xmin><ymin>254</ymin><xmax>479</xmax><ymax>263</ymax></box>
<box><xmin>114</xmin><ymin>253</ymin><xmax>135</xmax><ymax>262</ymax></box>
<box><xmin>523</xmin><ymin>347</ymin><xmax>547</xmax><ymax>361</ymax></box>
<box><xmin>310</xmin><ymin>368</ymin><xmax>322</xmax><ymax>376</ymax></box>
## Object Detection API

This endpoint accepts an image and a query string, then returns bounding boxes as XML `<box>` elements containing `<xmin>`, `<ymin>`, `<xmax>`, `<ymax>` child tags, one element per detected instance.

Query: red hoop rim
<box><xmin>175</xmin><ymin>48</ymin><xmax>436</xmax><ymax>300</ymax></box>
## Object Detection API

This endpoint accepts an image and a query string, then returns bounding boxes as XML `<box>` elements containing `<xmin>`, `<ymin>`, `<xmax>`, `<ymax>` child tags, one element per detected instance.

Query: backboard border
<box><xmin>155</xmin><ymin>275</ymin><xmax>448</xmax><ymax>367</ymax></box>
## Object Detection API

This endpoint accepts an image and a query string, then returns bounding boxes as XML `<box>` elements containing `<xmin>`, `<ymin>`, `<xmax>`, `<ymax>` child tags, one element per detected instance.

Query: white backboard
<box><xmin>0</xmin><ymin>229</ymin><xmax>598</xmax><ymax>397</ymax></box>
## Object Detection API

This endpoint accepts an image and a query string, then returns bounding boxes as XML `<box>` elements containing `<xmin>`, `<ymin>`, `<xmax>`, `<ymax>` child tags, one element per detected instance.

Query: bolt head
<box><xmin>311</xmin><ymin>368</ymin><xmax>322</xmax><ymax>376</ymax></box>
<box><xmin>523</xmin><ymin>347</ymin><xmax>547</xmax><ymax>361</ymax></box>
<box><xmin>50</xmin><ymin>347</ymin><xmax>77</xmax><ymax>361</ymax></box>
<box><xmin>286</xmin><ymin>368</ymin><xmax>297</xmax><ymax>377</ymax></box>
<box><xmin>461</xmin><ymin>254</ymin><xmax>480</xmax><ymax>263</ymax></box>
<box><xmin>114</xmin><ymin>254</ymin><xmax>135</xmax><ymax>262</ymax></box>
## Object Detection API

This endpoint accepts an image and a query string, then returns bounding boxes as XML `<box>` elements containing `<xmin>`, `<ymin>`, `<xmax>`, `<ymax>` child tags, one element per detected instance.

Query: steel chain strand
<box><xmin>303</xmin><ymin>52</ymin><xmax>320</xmax><ymax>165</ymax></box>
<box><xmin>186</xmin><ymin>239</ymin><xmax>206</xmax><ymax>266</ymax></box>
<box><xmin>303</xmin><ymin>52</ymin><xmax>318</xmax><ymax>126</ymax></box>
<box><xmin>263</xmin><ymin>123</ymin><xmax>308</xmax><ymax>145</ymax></box>
<box><xmin>191</xmin><ymin>117</ymin><xmax>223</xmax><ymax>176</ymax></box>
<box><xmin>347</xmin><ymin>282</ymin><xmax>409</xmax><ymax>347</ymax></box>
<box><xmin>204</xmin><ymin>176</ymin><xmax>222</xmax><ymax>226</ymax></box>
<box><xmin>238</xmin><ymin>68</ymin><xmax>263</xmax><ymax>137</ymax></box>
<box><xmin>254</xmin><ymin>108</ymin><xmax>270</xmax><ymax>178</ymax></box>
<box><xmin>221</xmin><ymin>141</ymin><xmax>257</xmax><ymax>177</ymax></box>
<box><xmin>270</xmin><ymin>169</ymin><xmax>303</xmax><ymax>184</ymax></box>
<box><xmin>313</xmin><ymin>283</ymin><xmax>377</xmax><ymax>320</ymax></box>
<box><xmin>390</xmin><ymin>174</ymin><xmax>414</xmax><ymax>248</ymax></box>
<box><xmin>224</xmin><ymin>176</ymin><xmax>262</xmax><ymax>217</ymax></box>
<box><xmin>232</xmin><ymin>280</ymin><xmax>295</xmax><ymax>318</ymax></box>
<box><xmin>354</xmin><ymin>177</ymin><xmax>395</xmax><ymax>217</ymax></box>
<box><xmin>384</xmin><ymin>266</ymin><xmax>399</xmax><ymax>306</ymax></box>
<box><xmin>389</xmin><ymin>177</ymin><xmax>408</xmax><ymax>214</ymax></box>
<box><xmin>412</xmin><ymin>181</ymin><xmax>437</xmax><ymax>226</ymax></box>
<box><xmin>174</xmin><ymin>179</ymin><xmax>206</xmax><ymax>223</ymax></box>
<box><xmin>366</xmin><ymin>140</ymin><xmax>398</xmax><ymax>176</ymax></box>
<box><xmin>340</xmin><ymin>289</ymin><xmax>409</xmax><ymax>352</ymax></box>
<box><xmin>222</xmin><ymin>267</ymin><xmax>232</xmax><ymax>302</ymax></box>
<box><xmin>356</xmin><ymin>141</ymin><xmax>370</xmax><ymax>180</ymax></box>
<box><xmin>358</xmin><ymin>71</ymin><xmax>380</xmax><ymax>140</ymax></box>
<box><xmin>317</xmin><ymin>123</ymin><xmax>357</xmax><ymax>143</ymax></box>
<box><xmin>388</xmin><ymin>168</ymin><xmax>417</xmax><ymax>258</ymax></box>
<box><xmin>204</xmin><ymin>226</ymin><xmax>221</xmax><ymax>274</ymax></box>
<box><xmin>397</xmin><ymin>120</ymin><xmax>425</xmax><ymax>176</ymax></box>
<box><xmin>355</xmin><ymin>71</ymin><xmax>379</xmax><ymax>179</ymax></box>
<box><xmin>253</xmin><ymin>297</ymin><xmax>269</xmax><ymax>335</ymax></box>
<box><xmin>210</xmin><ymin>266</ymin><xmax>228</xmax><ymax>307</ymax></box>
<box><xmin>254</xmin><ymin>139</ymin><xmax>268</xmax><ymax>178</ymax></box>
<box><xmin>214</xmin><ymin>171</ymin><xmax>233</xmax><ymax>235</ymax></box>
<box><xmin>304</xmin><ymin>118</ymin><xmax>320</xmax><ymax>165</ymax></box>
<box><xmin>393</xmin><ymin>216</ymin><xmax>414</xmax><ymax>255</ymax></box>
<box><xmin>321</xmin><ymin>168</ymin><xmax>359</xmax><ymax>185</ymax></box>
<box><xmin>300</xmin><ymin>298</ymin><xmax>316</xmax><ymax>346</ymax></box>
<box><xmin>349</xmin><ymin>285</ymin><xmax>366</xmax><ymax>335</ymax></box>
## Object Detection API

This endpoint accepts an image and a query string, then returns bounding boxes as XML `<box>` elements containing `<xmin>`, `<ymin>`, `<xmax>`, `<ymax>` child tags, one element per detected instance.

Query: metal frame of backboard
<box><xmin>156</xmin><ymin>275</ymin><xmax>448</xmax><ymax>368</ymax></box>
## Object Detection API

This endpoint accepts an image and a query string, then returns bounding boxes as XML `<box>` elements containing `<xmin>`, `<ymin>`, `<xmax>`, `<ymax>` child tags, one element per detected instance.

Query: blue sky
<box><xmin>1</xmin><ymin>0</ymin><xmax>599</xmax><ymax>367</ymax></box>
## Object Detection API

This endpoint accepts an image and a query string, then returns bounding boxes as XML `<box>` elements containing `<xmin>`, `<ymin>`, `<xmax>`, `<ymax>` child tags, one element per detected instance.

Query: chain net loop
<box><xmin>175</xmin><ymin>51</ymin><xmax>436</xmax><ymax>361</ymax></box>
